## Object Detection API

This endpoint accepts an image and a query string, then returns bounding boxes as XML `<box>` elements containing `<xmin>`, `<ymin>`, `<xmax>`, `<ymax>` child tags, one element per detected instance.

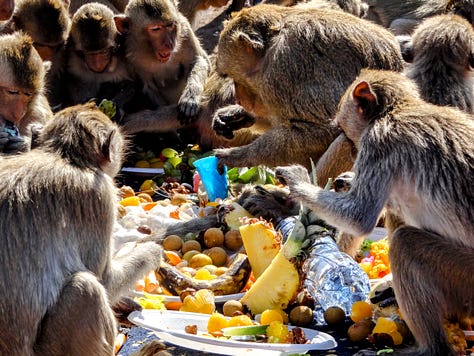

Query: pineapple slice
<box><xmin>240</xmin><ymin>207</ymin><xmax>312</xmax><ymax>315</ymax></box>
<box><xmin>240</xmin><ymin>253</ymin><xmax>299</xmax><ymax>314</ymax></box>
<box><xmin>239</xmin><ymin>218</ymin><xmax>281</xmax><ymax>278</ymax></box>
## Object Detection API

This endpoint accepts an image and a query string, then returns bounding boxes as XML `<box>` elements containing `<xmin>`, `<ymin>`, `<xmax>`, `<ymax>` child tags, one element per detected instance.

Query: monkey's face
<box><xmin>0</xmin><ymin>85</ymin><xmax>32</xmax><ymax>125</ymax></box>
<box><xmin>145</xmin><ymin>20</ymin><xmax>178</xmax><ymax>63</ymax></box>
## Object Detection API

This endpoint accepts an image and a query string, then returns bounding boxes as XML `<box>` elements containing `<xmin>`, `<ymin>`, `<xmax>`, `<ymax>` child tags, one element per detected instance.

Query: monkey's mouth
<box><xmin>155</xmin><ymin>51</ymin><xmax>171</xmax><ymax>63</ymax></box>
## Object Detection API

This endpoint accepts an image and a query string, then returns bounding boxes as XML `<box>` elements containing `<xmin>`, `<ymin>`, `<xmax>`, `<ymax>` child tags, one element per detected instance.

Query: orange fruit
<box><xmin>227</xmin><ymin>314</ymin><xmax>253</xmax><ymax>327</ymax></box>
<box><xmin>260</xmin><ymin>309</ymin><xmax>284</xmax><ymax>325</ymax></box>
<box><xmin>207</xmin><ymin>312</ymin><xmax>229</xmax><ymax>333</ymax></box>
<box><xmin>350</xmin><ymin>301</ymin><xmax>373</xmax><ymax>322</ymax></box>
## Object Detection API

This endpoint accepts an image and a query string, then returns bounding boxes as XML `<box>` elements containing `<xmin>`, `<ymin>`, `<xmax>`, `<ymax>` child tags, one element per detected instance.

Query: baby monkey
<box><xmin>276</xmin><ymin>69</ymin><xmax>474</xmax><ymax>356</ymax></box>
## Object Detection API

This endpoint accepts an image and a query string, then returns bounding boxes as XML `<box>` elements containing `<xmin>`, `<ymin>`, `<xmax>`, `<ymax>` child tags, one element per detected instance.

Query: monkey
<box><xmin>446</xmin><ymin>0</ymin><xmax>474</xmax><ymax>24</ymax></box>
<box><xmin>275</xmin><ymin>69</ymin><xmax>474</xmax><ymax>356</ymax></box>
<box><xmin>262</xmin><ymin>0</ymin><xmax>368</xmax><ymax>18</ymax></box>
<box><xmin>399</xmin><ymin>14</ymin><xmax>474</xmax><ymax>114</ymax></box>
<box><xmin>177</xmin><ymin>0</ymin><xmax>231</xmax><ymax>30</ymax></box>
<box><xmin>364</xmin><ymin>0</ymin><xmax>449</xmax><ymax>35</ymax></box>
<box><xmin>69</xmin><ymin>0</ymin><xmax>122</xmax><ymax>14</ymax></box>
<box><xmin>210</xmin><ymin>5</ymin><xmax>404</xmax><ymax>172</ymax></box>
<box><xmin>0</xmin><ymin>103</ymin><xmax>164</xmax><ymax>355</ymax></box>
<box><xmin>115</xmin><ymin>0</ymin><xmax>211</xmax><ymax>128</ymax></box>
<box><xmin>64</xmin><ymin>2</ymin><xmax>136</xmax><ymax>112</ymax></box>
<box><xmin>0</xmin><ymin>31</ymin><xmax>53</xmax><ymax>155</ymax></box>
<box><xmin>3</xmin><ymin>0</ymin><xmax>71</xmax><ymax>109</ymax></box>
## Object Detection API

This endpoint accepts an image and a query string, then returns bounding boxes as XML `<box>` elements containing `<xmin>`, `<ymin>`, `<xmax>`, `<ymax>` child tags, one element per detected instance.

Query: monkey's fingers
<box><xmin>178</xmin><ymin>99</ymin><xmax>200</xmax><ymax>124</ymax></box>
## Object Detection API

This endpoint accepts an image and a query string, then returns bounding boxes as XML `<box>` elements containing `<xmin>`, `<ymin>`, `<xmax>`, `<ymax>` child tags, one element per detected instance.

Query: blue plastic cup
<box><xmin>193</xmin><ymin>156</ymin><xmax>228</xmax><ymax>201</ymax></box>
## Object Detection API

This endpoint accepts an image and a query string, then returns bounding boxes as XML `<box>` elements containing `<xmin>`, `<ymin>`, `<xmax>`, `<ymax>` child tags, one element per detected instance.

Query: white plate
<box><xmin>121</xmin><ymin>167</ymin><xmax>164</xmax><ymax>175</ymax></box>
<box><xmin>128</xmin><ymin>310</ymin><xmax>337</xmax><ymax>354</ymax></box>
<box><xmin>130</xmin><ymin>291</ymin><xmax>245</xmax><ymax>304</ymax></box>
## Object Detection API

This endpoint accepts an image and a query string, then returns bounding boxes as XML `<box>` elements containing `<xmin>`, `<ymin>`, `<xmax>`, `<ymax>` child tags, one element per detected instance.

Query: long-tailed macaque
<box><xmin>115</xmin><ymin>0</ymin><xmax>211</xmax><ymax>125</ymax></box>
<box><xmin>4</xmin><ymin>0</ymin><xmax>71</xmax><ymax>108</ymax></box>
<box><xmin>0</xmin><ymin>103</ymin><xmax>163</xmax><ymax>355</ymax></box>
<box><xmin>364</xmin><ymin>0</ymin><xmax>447</xmax><ymax>35</ymax></box>
<box><xmin>65</xmin><ymin>2</ymin><xmax>134</xmax><ymax>109</ymax></box>
<box><xmin>276</xmin><ymin>69</ymin><xmax>474</xmax><ymax>356</ymax></box>
<box><xmin>401</xmin><ymin>14</ymin><xmax>474</xmax><ymax>113</ymax></box>
<box><xmin>178</xmin><ymin>0</ymin><xmax>230</xmax><ymax>30</ymax></box>
<box><xmin>0</xmin><ymin>32</ymin><xmax>52</xmax><ymax>154</ymax></box>
<box><xmin>211</xmin><ymin>5</ymin><xmax>403</xmax><ymax>171</ymax></box>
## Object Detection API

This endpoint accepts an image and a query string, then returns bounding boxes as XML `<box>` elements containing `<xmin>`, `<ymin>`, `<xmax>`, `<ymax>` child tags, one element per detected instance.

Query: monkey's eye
<box><xmin>165</xmin><ymin>22</ymin><xmax>175</xmax><ymax>30</ymax></box>
<box><xmin>6</xmin><ymin>89</ymin><xmax>20</xmax><ymax>95</ymax></box>
<box><xmin>148</xmin><ymin>25</ymin><xmax>163</xmax><ymax>32</ymax></box>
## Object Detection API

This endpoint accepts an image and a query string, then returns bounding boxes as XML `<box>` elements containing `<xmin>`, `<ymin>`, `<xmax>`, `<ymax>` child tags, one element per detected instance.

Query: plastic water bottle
<box><xmin>276</xmin><ymin>215</ymin><xmax>371</xmax><ymax>325</ymax></box>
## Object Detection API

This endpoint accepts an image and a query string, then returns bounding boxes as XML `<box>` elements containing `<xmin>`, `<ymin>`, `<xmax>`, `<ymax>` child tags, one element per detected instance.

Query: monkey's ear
<box><xmin>352</xmin><ymin>81</ymin><xmax>377</xmax><ymax>114</ymax></box>
<box><xmin>397</xmin><ymin>35</ymin><xmax>414</xmax><ymax>63</ymax></box>
<box><xmin>114</xmin><ymin>15</ymin><xmax>130</xmax><ymax>35</ymax></box>
<box><xmin>100</xmin><ymin>130</ymin><xmax>116</xmax><ymax>163</ymax></box>
<box><xmin>236</xmin><ymin>32</ymin><xmax>265</xmax><ymax>55</ymax></box>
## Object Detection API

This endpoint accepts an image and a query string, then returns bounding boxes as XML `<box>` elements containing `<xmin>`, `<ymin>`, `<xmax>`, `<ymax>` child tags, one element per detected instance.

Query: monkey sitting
<box><xmin>0</xmin><ymin>103</ymin><xmax>163</xmax><ymax>355</ymax></box>
<box><xmin>276</xmin><ymin>69</ymin><xmax>474</xmax><ymax>356</ymax></box>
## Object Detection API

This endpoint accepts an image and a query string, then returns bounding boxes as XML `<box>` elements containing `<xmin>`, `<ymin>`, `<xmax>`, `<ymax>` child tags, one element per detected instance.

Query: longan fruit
<box><xmin>224</xmin><ymin>230</ymin><xmax>243</xmax><ymax>251</ymax></box>
<box><xmin>181</xmin><ymin>240</ymin><xmax>202</xmax><ymax>254</ymax></box>
<box><xmin>205</xmin><ymin>246</ymin><xmax>228</xmax><ymax>267</ymax></box>
<box><xmin>289</xmin><ymin>305</ymin><xmax>314</xmax><ymax>326</ymax></box>
<box><xmin>203</xmin><ymin>227</ymin><xmax>225</xmax><ymax>248</ymax></box>
<box><xmin>162</xmin><ymin>235</ymin><xmax>183</xmax><ymax>251</ymax></box>
<box><xmin>323</xmin><ymin>306</ymin><xmax>346</xmax><ymax>326</ymax></box>
<box><xmin>222</xmin><ymin>300</ymin><xmax>244</xmax><ymax>317</ymax></box>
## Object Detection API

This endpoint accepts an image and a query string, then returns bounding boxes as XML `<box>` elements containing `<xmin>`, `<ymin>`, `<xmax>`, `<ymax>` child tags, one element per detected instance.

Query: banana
<box><xmin>157</xmin><ymin>253</ymin><xmax>251</xmax><ymax>296</ymax></box>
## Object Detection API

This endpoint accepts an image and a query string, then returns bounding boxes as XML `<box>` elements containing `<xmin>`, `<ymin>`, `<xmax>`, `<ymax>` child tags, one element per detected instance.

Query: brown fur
<box><xmin>402</xmin><ymin>14</ymin><xmax>474</xmax><ymax>113</ymax></box>
<box><xmin>276</xmin><ymin>69</ymin><xmax>474</xmax><ymax>355</ymax></box>
<box><xmin>116</xmin><ymin>0</ymin><xmax>210</xmax><ymax>127</ymax></box>
<box><xmin>0</xmin><ymin>103</ymin><xmax>163</xmax><ymax>355</ymax></box>
<box><xmin>211</xmin><ymin>5</ymin><xmax>404</xmax><ymax>171</ymax></box>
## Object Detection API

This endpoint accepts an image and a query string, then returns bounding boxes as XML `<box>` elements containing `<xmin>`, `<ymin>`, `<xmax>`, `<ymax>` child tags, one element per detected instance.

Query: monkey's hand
<box><xmin>178</xmin><ymin>94</ymin><xmax>201</xmax><ymax>125</ymax></box>
<box><xmin>3</xmin><ymin>135</ymin><xmax>28</xmax><ymax>154</ymax></box>
<box><xmin>237</xmin><ymin>185</ymin><xmax>298</xmax><ymax>222</ymax></box>
<box><xmin>275</xmin><ymin>165</ymin><xmax>312</xmax><ymax>186</ymax></box>
<box><xmin>275</xmin><ymin>165</ymin><xmax>317</xmax><ymax>202</ymax></box>
<box><xmin>212</xmin><ymin>104</ymin><xmax>255</xmax><ymax>139</ymax></box>
<box><xmin>0</xmin><ymin>132</ymin><xmax>9</xmax><ymax>152</ymax></box>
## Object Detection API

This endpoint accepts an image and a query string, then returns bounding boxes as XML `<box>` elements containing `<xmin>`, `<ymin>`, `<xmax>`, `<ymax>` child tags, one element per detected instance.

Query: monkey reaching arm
<box><xmin>277</xmin><ymin>69</ymin><xmax>474</xmax><ymax>356</ymax></box>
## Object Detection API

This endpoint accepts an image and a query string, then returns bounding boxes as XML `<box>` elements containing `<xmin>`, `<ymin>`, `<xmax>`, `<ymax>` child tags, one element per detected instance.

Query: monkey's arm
<box><xmin>178</xmin><ymin>53</ymin><xmax>211</xmax><ymax>122</ymax></box>
<box><xmin>121</xmin><ymin>105</ymin><xmax>181</xmax><ymax>134</ymax></box>
<box><xmin>276</xmin><ymin>163</ymin><xmax>390</xmax><ymax>237</ymax></box>
<box><xmin>315</xmin><ymin>132</ymin><xmax>356</xmax><ymax>188</ymax></box>
<box><xmin>102</xmin><ymin>242</ymin><xmax>163</xmax><ymax>302</ymax></box>
<box><xmin>215</xmin><ymin>121</ymin><xmax>337</xmax><ymax>169</ymax></box>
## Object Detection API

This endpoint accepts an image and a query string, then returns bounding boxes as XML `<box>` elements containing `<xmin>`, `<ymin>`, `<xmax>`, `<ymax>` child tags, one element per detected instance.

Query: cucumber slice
<box><xmin>222</xmin><ymin>324</ymin><xmax>268</xmax><ymax>336</ymax></box>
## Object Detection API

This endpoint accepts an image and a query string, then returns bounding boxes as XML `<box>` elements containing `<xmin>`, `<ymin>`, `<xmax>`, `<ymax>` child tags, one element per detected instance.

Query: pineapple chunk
<box><xmin>224</xmin><ymin>203</ymin><xmax>253</xmax><ymax>230</ymax></box>
<box><xmin>239</xmin><ymin>219</ymin><xmax>281</xmax><ymax>279</ymax></box>
<box><xmin>240</xmin><ymin>253</ymin><xmax>299</xmax><ymax>315</ymax></box>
